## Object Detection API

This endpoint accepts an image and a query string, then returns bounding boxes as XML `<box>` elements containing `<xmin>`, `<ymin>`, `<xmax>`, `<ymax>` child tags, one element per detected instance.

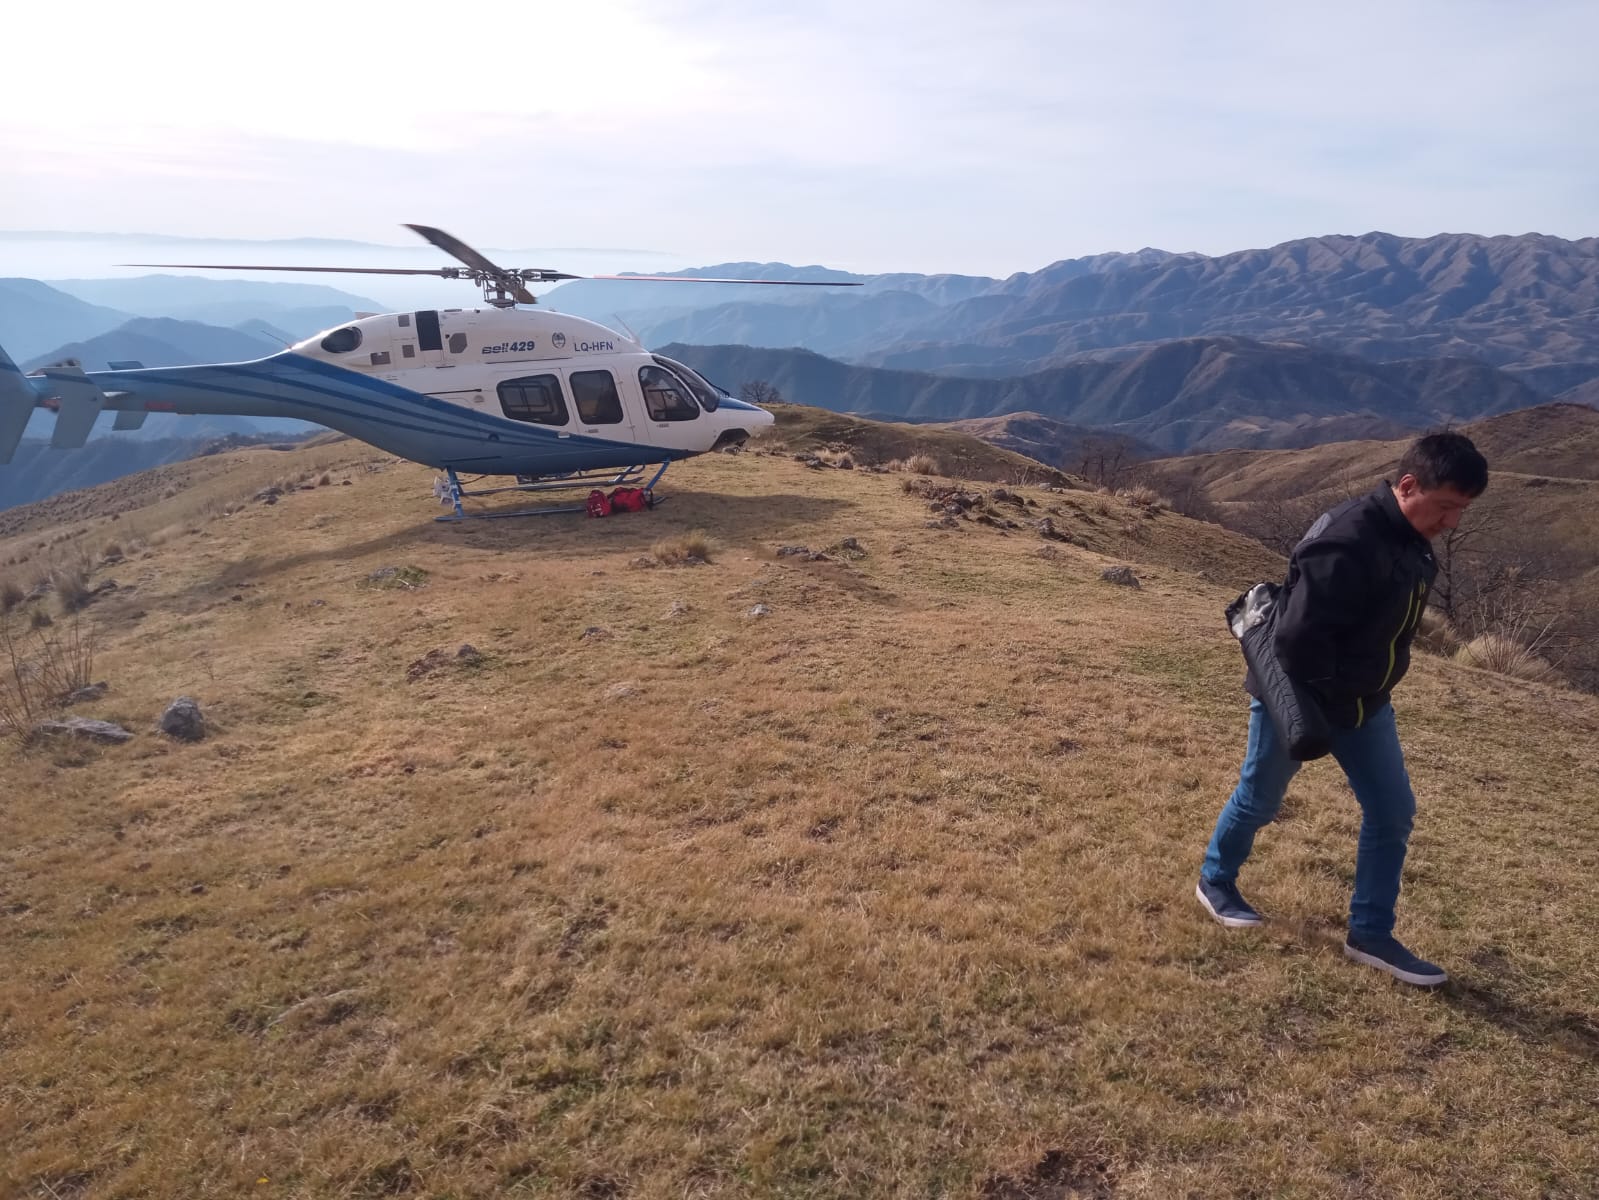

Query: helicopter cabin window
<box><xmin>320</xmin><ymin>326</ymin><xmax>362</xmax><ymax>354</ymax></box>
<box><xmin>497</xmin><ymin>374</ymin><xmax>568</xmax><ymax>426</ymax></box>
<box><xmin>447</xmin><ymin>332</ymin><xmax>468</xmax><ymax>354</ymax></box>
<box><xmin>570</xmin><ymin>371</ymin><xmax>625</xmax><ymax>425</ymax></box>
<box><xmin>416</xmin><ymin>311</ymin><xmax>443</xmax><ymax>353</ymax></box>
<box><xmin>652</xmin><ymin>355</ymin><xmax>720</xmax><ymax>412</ymax></box>
<box><xmin>397</xmin><ymin>314</ymin><xmax>411</xmax><ymax>328</ymax></box>
<box><xmin>639</xmin><ymin>365</ymin><xmax>699</xmax><ymax>421</ymax></box>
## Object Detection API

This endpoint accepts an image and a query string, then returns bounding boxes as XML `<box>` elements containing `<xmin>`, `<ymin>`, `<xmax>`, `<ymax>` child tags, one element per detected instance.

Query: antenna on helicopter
<box><xmin>125</xmin><ymin>224</ymin><xmax>863</xmax><ymax>307</ymax></box>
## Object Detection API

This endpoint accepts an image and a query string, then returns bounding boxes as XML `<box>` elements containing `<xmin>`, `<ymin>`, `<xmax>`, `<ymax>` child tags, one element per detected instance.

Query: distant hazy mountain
<box><xmin>664</xmin><ymin>335</ymin><xmax>1549</xmax><ymax>452</ymax></box>
<box><xmin>0</xmin><ymin>278</ymin><xmax>132</xmax><ymax>361</ymax></box>
<box><xmin>547</xmin><ymin>252</ymin><xmax>1193</xmax><ymax>354</ymax></box>
<box><xmin>22</xmin><ymin>317</ymin><xmax>280</xmax><ymax>371</ymax></box>
<box><xmin>544</xmin><ymin>262</ymin><xmax>869</xmax><ymax>328</ymax></box>
<box><xmin>48</xmin><ymin>274</ymin><xmax>383</xmax><ymax>316</ymax></box>
<box><xmin>641</xmin><ymin>291</ymin><xmax>945</xmax><ymax>357</ymax></box>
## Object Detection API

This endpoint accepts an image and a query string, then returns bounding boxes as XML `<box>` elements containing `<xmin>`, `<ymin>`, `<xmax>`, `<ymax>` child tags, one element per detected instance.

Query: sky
<box><xmin>2</xmin><ymin>0</ymin><xmax>1596</xmax><ymax>279</ymax></box>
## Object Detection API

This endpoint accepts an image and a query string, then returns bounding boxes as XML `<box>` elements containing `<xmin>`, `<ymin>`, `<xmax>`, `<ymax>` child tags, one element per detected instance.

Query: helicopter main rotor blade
<box><xmin>123</xmin><ymin>263</ymin><xmax>461</xmax><ymax>277</ymax></box>
<box><xmin>403</xmin><ymin>224</ymin><xmax>511</xmax><ymax>277</ymax></box>
<box><xmin>586</xmin><ymin>275</ymin><xmax>861</xmax><ymax>286</ymax></box>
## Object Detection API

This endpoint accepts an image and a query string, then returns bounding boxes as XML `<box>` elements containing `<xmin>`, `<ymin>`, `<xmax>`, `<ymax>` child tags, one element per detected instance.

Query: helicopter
<box><xmin>0</xmin><ymin>224</ymin><xmax>859</xmax><ymax>519</ymax></box>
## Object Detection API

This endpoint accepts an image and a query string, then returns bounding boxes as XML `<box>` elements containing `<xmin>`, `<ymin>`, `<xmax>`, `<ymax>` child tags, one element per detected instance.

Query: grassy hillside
<box><xmin>1</xmin><ymin>437</ymin><xmax>1596</xmax><ymax>1198</ymax></box>
<box><xmin>753</xmin><ymin>402</ymin><xmax>1075</xmax><ymax>485</ymax></box>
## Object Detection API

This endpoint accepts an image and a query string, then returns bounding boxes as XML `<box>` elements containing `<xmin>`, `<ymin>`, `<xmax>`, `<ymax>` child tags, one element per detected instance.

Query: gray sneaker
<box><xmin>1196</xmin><ymin>878</ymin><xmax>1264</xmax><ymax>928</ymax></box>
<box><xmin>1344</xmin><ymin>935</ymin><xmax>1448</xmax><ymax>987</ymax></box>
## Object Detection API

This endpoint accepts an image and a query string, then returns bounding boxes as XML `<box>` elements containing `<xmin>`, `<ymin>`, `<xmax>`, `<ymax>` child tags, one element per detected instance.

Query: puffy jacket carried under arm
<box><xmin>1248</xmin><ymin>484</ymin><xmax>1437</xmax><ymax>728</ymax></box>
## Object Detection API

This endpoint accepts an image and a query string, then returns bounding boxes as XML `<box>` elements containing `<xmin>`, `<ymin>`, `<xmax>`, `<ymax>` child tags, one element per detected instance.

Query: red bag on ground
<box><xmin>609</xmin><ymin>487</ymin><xmax>652</xmax><ymax>513</ymax></box>
<box><xmin>587</xmin><ymin>489</ymin><xmax>612</xmax><ymax>517</ymax></box>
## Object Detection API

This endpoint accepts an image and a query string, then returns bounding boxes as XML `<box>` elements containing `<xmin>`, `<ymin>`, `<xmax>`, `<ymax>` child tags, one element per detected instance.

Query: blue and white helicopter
<box><xmin>0</xmin><ymin>224</ymin><xmax>856</xmax><ymax>519</ymax></box>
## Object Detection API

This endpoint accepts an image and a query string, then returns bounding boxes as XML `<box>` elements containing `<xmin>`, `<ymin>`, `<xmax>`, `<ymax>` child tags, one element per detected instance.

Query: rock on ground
<box><xmin>160</xmin><ymin>696</ymin><xmax>207</xmax><ymax>741</ymax></box>
<box><xmin>34</xmin><ymin>717</ymin><xmax>134</xmax><ymax>744</ymax></box>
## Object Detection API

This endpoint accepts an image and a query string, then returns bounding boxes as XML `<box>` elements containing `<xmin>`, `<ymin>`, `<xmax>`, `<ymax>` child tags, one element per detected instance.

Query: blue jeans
<box><xmin>1201</xmin><ymin>697</ymin><xmax>1416</xmax><ymax>940</ymax></box>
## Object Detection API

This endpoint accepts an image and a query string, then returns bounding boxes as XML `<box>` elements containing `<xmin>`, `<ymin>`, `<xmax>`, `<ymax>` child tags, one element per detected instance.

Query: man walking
<box><xmin>1196</xmin><ymin>432</ymin><xmax>1489</xmax><ymax>986</ymax></box>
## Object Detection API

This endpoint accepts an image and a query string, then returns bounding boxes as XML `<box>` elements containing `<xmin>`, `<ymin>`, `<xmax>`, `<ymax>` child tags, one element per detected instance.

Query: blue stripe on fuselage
<box><xmin>97</xmin><ymin>354</ymin><xmax>626</xmax><ymax>453</ymax></box>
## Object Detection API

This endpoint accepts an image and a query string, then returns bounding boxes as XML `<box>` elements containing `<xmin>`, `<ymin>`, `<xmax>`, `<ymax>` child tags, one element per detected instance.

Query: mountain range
<box><xmin>663</xmin><ymin>336</ymin><xmax>1552</xmax><ymax>453</ymax></box>
<box><xmin>551</xmin><ymin>233</ymin><xmax>1599</xmax><ymax>389</ymax></box>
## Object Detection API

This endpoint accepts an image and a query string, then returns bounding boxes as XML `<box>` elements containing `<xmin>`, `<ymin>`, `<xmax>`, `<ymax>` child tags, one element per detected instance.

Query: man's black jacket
<box><xmin>1247</xmin><ymin>484</ymin><xmax>1437</xmax><ymax>728</ymax></box>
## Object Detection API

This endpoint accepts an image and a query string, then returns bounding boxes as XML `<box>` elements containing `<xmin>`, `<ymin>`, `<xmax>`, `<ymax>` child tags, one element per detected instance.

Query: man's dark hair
<box><xmin>1396</xmin><ymin>431</ymin><xmax>1488</xmax><ymax>497</ymax></box>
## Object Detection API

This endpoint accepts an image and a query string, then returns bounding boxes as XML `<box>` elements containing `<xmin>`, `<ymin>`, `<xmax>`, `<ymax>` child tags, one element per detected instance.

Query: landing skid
<box><xmin>433</xmin><ymin>462</ymin><xmax>670</xmax><ymax>521</ymax></box>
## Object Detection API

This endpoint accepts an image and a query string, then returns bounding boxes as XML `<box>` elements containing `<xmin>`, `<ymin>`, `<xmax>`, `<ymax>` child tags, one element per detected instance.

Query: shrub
<box><xmin>51</xmin><ymin>565</ymin><xmax>93</xmax><ymax>613</ymax></box>
<box><xmin>1117</xmin><ymin>484</ymin><xmax>1169</xmax><ymax>510</ymax></box>
<box><xmin>0</xmin><ymin>579</ymin><xmax>22</xmax><ymax>614</ymax></box>
<box><xmin>906</xmin><ymin>453</ymin><xmax>939</xmax><ymax>476</ymax></box>
<box><xmin>0</xmin><ymin>616</ymin><xmax>96</xmax><ymax>742</ymax></box>
<box><xmin>651</xmin><ymin>531</ymin><xmax>714</xmax><ymax>566</ymax></box>
<box><xmin>1453</xmin><ymin>634</ymin><xmax>1557</xmax><ymax>683</ymax></box>
<box><xmin>1413</xmin><ymin>608</ymin><xmax>1462</xmax><ymax>657</ymax></box>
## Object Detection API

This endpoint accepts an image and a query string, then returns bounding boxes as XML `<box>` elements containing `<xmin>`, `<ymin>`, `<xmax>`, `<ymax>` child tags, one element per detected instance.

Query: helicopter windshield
<box><xmin>652</xmin><ymin>356</ymin><xmax>720</xmax><ymax>412</ymax></box>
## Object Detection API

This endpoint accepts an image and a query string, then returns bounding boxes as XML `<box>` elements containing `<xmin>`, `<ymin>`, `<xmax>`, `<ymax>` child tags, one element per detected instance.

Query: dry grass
<box><xmin>649</xmin><ymin>529</ymin><xmax>715</xmax><ymax>565</ymax></box>
<box><xmin>1117</xmin><ymin>484</ymin><xmax>1169</xmax><ymax>511</ymax></box>
<box><xmin>1453</xmin><ymin>632</ymin><xmax>1559</xmax><ymax>682</ymax></box>
<box><xmin>0</xmin><ymin>446</ymin><xmax>1596</xmax><ymax>1198</ymax></box>
<box><xmin>905</xmin><ymin>452</ymin><xmax>940</xmax><ymax>475</ymax></box>
<box><xmin>1415</xmin><ymin>607</ymin><xmax>1464</xmax><ymax>657</ymax></box>
<box><xmin>50</xmin><ymin>562</ymin><xmax>93</xmax><ymax>613</ymax></box>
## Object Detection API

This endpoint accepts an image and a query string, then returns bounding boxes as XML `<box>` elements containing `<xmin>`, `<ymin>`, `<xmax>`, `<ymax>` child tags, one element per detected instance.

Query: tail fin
<box><xmin>0</xmin><ymin>341</ymin><xmax>36</xmax><ymax>465</ymax></box>
<box><xmin>35</xmin><ymin>362</ymin><xmax>106</xmax><ymax>448</ymax></box>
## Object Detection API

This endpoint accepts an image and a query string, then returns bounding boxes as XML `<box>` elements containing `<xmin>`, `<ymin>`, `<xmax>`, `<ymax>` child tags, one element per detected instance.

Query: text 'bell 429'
<box><xmin>0</xmin><ymin>223</ymin><xmax>858</xmax><ymax>519</ymax></box>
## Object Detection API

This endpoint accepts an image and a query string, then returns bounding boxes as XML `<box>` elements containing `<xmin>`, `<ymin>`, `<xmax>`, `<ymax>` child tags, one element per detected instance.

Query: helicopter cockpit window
<box><xmin>652</xmin><ymin>356</ymin><xmax>720</xmax><ymax>412</ymax></box>
<box><xmin>447</xmin><ymin>332</ymin><xmax>468</xmax><ymax>355</ymax></box>
<box><xmin>497</xmin><ymin>374</ymin><xmax>569</xmax><ymax>426</ymax></box>
<box><xmin>639</xmin><ymin>365</ymin><xmax>699</xmax><ymax>422</ymax></box>
<box><xmin>320</xmin><ymin>326</ymin><xmax>363</xmax><ymax>354</ymax></box>
<box><xmin>570</xmin><ymin>371</ymin><xmax>624</xmax><ymax>424</ymax></box>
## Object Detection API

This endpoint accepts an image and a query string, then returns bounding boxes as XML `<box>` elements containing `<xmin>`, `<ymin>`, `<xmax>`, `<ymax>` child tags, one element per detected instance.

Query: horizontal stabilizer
<box><xmin>37</xmin><ymin>365</ymin><xmax>106</xmax><ymax>449</ymax></box>
<box><xmin>107</xmin><ymin>360</ymin><xmax>146</xmax><ymax>370</ymax></box>
<box><xmin>112</xmin><ymin>409</ymin><xmax>149</xmax><ymax>431</ymax></box>
<box><xmin>1</xmin><ymin>342</ymin><xmax>34</xmax><ymax>465</ymax></box>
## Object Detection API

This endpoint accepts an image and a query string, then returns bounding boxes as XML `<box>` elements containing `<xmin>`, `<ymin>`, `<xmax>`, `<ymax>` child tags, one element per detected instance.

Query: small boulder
<box><xmin>1035</xmin><ymin>518</ymin><xmax>1068</xmax><ymax>542</ymax></box>
<box><xmin>748</xmin><ymin>604</ymin><xmax>771</xmax><ymax>618</ymax></box>
<box><xmin>1100</xmin><ymin>565</ymin><xmax>1141</xmax><ymax>589</ymax></box>
<box><xmin>34</xmin><ymin>717</ymin><xmax>134</xmax><ymax>745</ymax></box>
<box><xmin>64</xmin><ymin>682</ymin><xmax>109</xmax><ymax>706</ymax></box>
<box><xmin>160</xmin><ymin>696</ymin><xmax>207</xmax><ymax>741</ymax></box>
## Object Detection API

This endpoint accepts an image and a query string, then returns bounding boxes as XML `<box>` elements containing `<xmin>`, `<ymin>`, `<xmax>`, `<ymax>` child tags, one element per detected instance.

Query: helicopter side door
<box><xmin>565</xmin><ymin>367</ymin><xmax>638</xmax><ymax>445</ymax></box>
<box><xmin>631</xmin><ymin>362</ymin><xmax>707</xmax><ymax>453</ymax></box>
